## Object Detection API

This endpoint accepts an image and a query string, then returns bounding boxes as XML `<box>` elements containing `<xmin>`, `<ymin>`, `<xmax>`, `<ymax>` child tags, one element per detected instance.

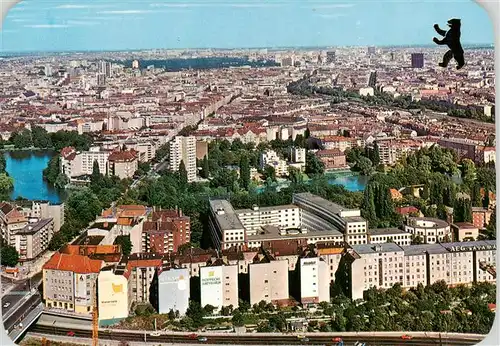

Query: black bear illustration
<box><xmin>433</xmin><ymin>18</ymin><xmax>465</xmax><ymax>69</ymax></box>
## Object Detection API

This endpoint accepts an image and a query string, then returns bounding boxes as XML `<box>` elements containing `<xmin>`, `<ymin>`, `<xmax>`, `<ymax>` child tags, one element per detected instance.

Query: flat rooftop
<box><xmin>16</xmin><ymin>218</ymin><xmax>53</xmax><ymax>235</ymax></box>
<box><xmin>247</xmin><ymin>224</ymin><xmax>343</xmax><ymax>242</ymax></box>
<box><xmin>209</xmin><ymin>199</ymin><xmax>245</xmax><ymax>231</ymax></box>
<box><xmin>352</xmin><ymin>243</ymin><xmax>404</xmax><ymax>255</ymax></box>
<box><xmin>293</xmin><ymin>192</ymin><xmax>358</xmax><ymax>215</ymax></box>
<box><xmin>235</xmin><ymin>204</ymin><xmax>299</xmax><ymax>214</ymax></box>
<box><xmin>367</xmin><ymin>228</ymin><xmax>410</xmax><ymax>236</ymax></box>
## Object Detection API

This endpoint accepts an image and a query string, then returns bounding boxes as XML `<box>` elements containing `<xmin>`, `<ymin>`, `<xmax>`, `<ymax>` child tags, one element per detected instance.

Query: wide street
<box><xmin>1</xmin><ymin>272</ymin><xmax>42</xmax><ymax>317</ymax></box>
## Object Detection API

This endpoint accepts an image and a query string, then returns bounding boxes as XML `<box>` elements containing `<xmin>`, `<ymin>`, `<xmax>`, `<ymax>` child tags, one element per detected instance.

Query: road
<box><xmin>27</xmin><ymin>324</ymin><xmax>484</xmax><ymax>346</ymax></box>
<box><xmin>1</xmin><ymin>272</ymin><xmax>42</xmax><ymax>317</ymax></box>
<box><xmin>3</xmin><ymin>293</ymin><xmax>41</xmax><ymax>332</ymax></box>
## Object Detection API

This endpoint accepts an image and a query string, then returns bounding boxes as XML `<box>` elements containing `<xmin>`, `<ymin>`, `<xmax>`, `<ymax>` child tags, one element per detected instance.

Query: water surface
<box><xmin>4</xmin><ymin>150</ymin><xmax>63</xmax><ymax>203</ymax></box>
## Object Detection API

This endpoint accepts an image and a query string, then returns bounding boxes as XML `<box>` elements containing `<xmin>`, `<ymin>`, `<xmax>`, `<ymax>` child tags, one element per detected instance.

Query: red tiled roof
<box><xmin>43</xmin><ymin>252</ymin><xmax>103</xmax><ymax>274</ymax></box>
<box><xmin>108</xmin><ymin>150</ymin><xmax>137</xmax><ymax>162</ymax></box>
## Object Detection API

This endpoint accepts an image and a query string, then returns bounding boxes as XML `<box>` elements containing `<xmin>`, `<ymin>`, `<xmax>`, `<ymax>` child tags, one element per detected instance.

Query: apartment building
<box><xmin>142</xmin><ymin>209</ymin><xmax>190</xmax><ymax>254</ymax></box>
<box><xmin>259</xmin><ymin>150</ymin><xmax>288</xmax><ymax>176</ymax></box>
<box><xmin>200</xmin><ymin>261</ymin><xmax>239</xmax><ymax>311</ymax></box>
<box><xmin>0</xmin><ymin>202</ymin><xmax>28</xmax><ymax>244</ymax></box>
<box><xmin>121</xmin><ymin>253</ymin><xmax>163</xmax><ymax>306</ymax></box>
<box><xmin>208</xmin><ymin>199</ymin><xmax>246</xmax><ymax>250</ymax></box>
<box><xmin>108</xmin><ymin>150</ymin><xmax>138</xmax><ymax>179</ymax></box>
<box><xmin>293</xmin><ymin>193</ymin><xmax>367</xmax><ymax>245</ymax></box>
<box><xmin>316</xmin><ymin>242</ymin><xmax>344</xmax><ymax>284</ymax></box>
<box><xmin>315</xmin><ymin>149</ymin><xmax>348</xmax><ymax>170</ymax></box>
<box><xmin>43</xmin><ymin>252</ymin><xmax>103</xmax><ymax>315</ymax></box>
<box><xmin>13</xmin><ymin>218</ymin><xmax>54</xmax><ymax>262</ymax></box>
<box><xmin>451</xmin><ymin>222</ymin><xmax>479</xmax><ymax>241</ymax></box>
<box><xmin>169</xmin><ymin>136</ymin><xmax>197</xmax><ymax>182</ymax></box>
<box><xmin>345</xmin><ymin>240</ymin><xmax>496</xmax><ymax>300</ymax></box>
<box><xmin>235</xmin><ymin>204</ymin><xmax>301</xmax><ymax>235</ymax></box>
<box><xmin>299</xmin><ymin>257</ymin><xmax>330</xmax><ymax>305</ymax></box>
<box><xmin>403</xmin><ymin>217</ymin><xmax>451</xmax><ymax>244</ymax></box>
<box><xmin>24</xmin><ymin>200</ymin><xmax>65</xmax><ymax>233</ymax></box>
<box><xmin>60</xmin><ymin>146</ymin><xmax>110</xmax><ymax>178</ymax></box>
<box><xmin>366</xmin><ymin>228</ymin><xmax>412</xmax><ymax>246</ymax></box>
<box><xmin>249</xmin><ymin>255</ymin><xmax>289</xmax><ymax>305</ymax></box>
<box><xmin>157</xmin><ymin>266</ymin><xmax>190</xmax><ymax>316</ymax></box>
<box><xmin>98</xmin><ymin>267</ymin><xmax>130</xmax><ymax>325</ymax></box>
<box><xmin>471</xmin><ymin>207</ymin><xmax>492</xmax><ymax>229</ymax></box>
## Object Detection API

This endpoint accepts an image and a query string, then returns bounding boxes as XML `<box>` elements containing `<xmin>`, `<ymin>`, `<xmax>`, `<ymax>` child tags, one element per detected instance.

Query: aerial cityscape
<box><xmin>0</xmin><ymin>1</ymin><xmax>497</xmax><ymax>346</ymax></box>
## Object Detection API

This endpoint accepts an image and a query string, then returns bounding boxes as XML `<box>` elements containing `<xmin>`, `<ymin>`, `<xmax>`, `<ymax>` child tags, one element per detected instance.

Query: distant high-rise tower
<box><xmin>169</xmin><ymin>136</ymin><xmax>197</xmax><ymax>182</ymax></box>
<box><xmin>326</xmin><ymin>51</ymin><xmax>336</xmax><ymax>64</ymax></box>
<box><xmin>44</xmin><ymin>65</ymin><xmax>52</xmax><ymax>77</ymax></box>
<box><xmin>132</xmin><ymin>60</ymin><xmax>140</xmax><ymax>69</ymax></box>
<box><xmin>411</xmin><ymin>53</ymin><xmax>424</xmax><ymax>68</ymax></box>
<box><xmin>367</xmin><ymin>46</ymin><xmax>376</xmax><ymax>56</ymax></box>
<box><xmin>96</xmin><ymin>73</ymin><xmax>106</xmax><ymax>86</ymax></box>
<box><xmin>390</xmin><ymin>52</ymin><xmax>395</xmax><ymax>61</ymax></box>
<box><xmin>98</xmin><ymin>61</ymin><xmax>112</xmax><ymax>77</ymax></box>
<box><xmin>367</xmin><ymin>71</ymin><xmax>377</xmax><ymax>88</ymax></box>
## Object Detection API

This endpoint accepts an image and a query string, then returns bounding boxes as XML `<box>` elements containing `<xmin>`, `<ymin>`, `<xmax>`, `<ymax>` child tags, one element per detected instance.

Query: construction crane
<box><xmin>92</xmin><ymin>282</ymin><xmax>99</xmax><ymax>346</ymax></box>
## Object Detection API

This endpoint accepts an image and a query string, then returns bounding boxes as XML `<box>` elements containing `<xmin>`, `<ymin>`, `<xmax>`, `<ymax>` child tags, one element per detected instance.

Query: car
<box><xmin>150</xmin><ymin>331</ymin><xmax>161</xmax><ymax>336</ymax></box>
<box><xmin>188</xmin><ymin>333</ymin><xmax>198</xmax><ymax>339</ymax></box>
<box><xmin>67</xmin><ymin>331</ymin><xmax>75</xmax><ymax>337</ymax></box>
<box><xmin>332</xmin><ymin>337</ymin><xmax>343</xmax><ymax>342</ymax></box>
<box><xmin>401</xmin><ymin>334</ymin><xmax>413</xmax><ymax>340</ymax></box>
<box><xmin>300</xmin><ymin>337</ymin><xmax>309</xmax><ymax>343</ymax></box>
<box><xmin>198</xmin><ymin>336</ymin><xmax>208</xmax><ymax>342</ymax></box>
<box><xmin>3</xmin><ymin>302</ymin><xmax>11</xmax><ymax>308</ymax></box>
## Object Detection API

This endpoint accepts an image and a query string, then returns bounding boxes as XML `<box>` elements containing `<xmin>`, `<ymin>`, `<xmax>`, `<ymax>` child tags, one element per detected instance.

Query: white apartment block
<box><xmin>249</xmin><ymin>259</ymin><xmax>289</xmax><ymax>305</ymax></box>
<box><xmin>346</xmin><ymin>240</ymin><xmax>496</xmax><ymax>300</ymax></box>
<box><xmin>299</xmin><ymin>257</ymin><xmax>330</xmax><ymax>305</ymax></box>
<box><xmin>235</xmin><ymin>205</ymin><xmax>301</xmax><ymax>236</ymax></box>
<box><xmin>200</xmin><ymin>264</ymin><xmax>239</xmax><ymax>311</ymax></box>
<box><xmin>169</xmin><ymin>136</ymin><xmax>197</xmax><ymax>182</ymax></box>
<box><xmin>259</xmin><ymin>150</ymin><xmax>288</xmax><ymax>176</ymax></box>
<box><xmin>60</xmin><ymin>146</ymin><xmax>110</xmax><ymax>178</ymax></box>
<box><xmin>209</xmin><ymin>200</ymin><xmax>246</xmax><ymax>250</ymax></box>
<box><xmin>403</xmin><ymin>217</ymin><xmax>451</xmax><ymax>244</ymax></box>
<box><xmin>367</xmin><ymin>228</ymin><xmax>412</xmax><ymax>246</ymax></box>
<box><xmin>290</xmin><ymin>147</ymin><xmax>306</xmax><ymax>163</ymax></box>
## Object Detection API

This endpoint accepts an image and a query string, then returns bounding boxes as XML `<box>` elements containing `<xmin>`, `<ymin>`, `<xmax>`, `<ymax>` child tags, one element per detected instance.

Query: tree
<box><xmin>239</xmin><ymin>155</ymin><xmax>251</xmax><ymax>190</ymax></box>
<box><xmin>0</xmin><ymin>243</ymin><xmax>19</xmax><ymax>267</ymax></box>
<box><xmin>155</xmin><ymin>143</ymin><xmax>170</xmax><ymax>161</ymax></box>
<box><xmin>178</xmin><ymin>160</ymin><xmax>188</xmax><ymax>186</ymax></box>
<box><xmin>459</xmin><ymin>158</ymin><xmax>476</xmax><ymax>185</ymax></box>
<box><xmin>288</xmin><ymin>166</ymin><xmax>303</xmax><ymax>185</ymax></box>
<box><xmin>43</xmin><ymin>155</ymin><xmax>62</xmax><ymax>185</ymax></box>
<box><xmin>200</xmin><ymin>156</ymin><xmax>210</xmax><ymax>179</ymax></box>
<box><xmin>168</xmin><ymin>309</ymin><xmax>176</xmax><ymax>321</ymax></box>
<box><xmin>356</xmin><ymin>156</ymin><xmax>374</xmax><ymax>176</ymax></box>
<box><xmin>305</xmin><ymin>152</ymin><xmax>325</xmax><ymax>176</ymax></box>
<box><xmin>115</xmin><ymin>236</ymin><xmax>132</xmax><ymax>256</ymax></box>
<box><xmin>0</xmin><ymin>155</ymin><xmax>6</xmax><ymax>174</ymax></box>
<box><xmin>67</xmin><ymin>188</ymin><xmax>102</xmax><ymax>225</ymax></box>
<box><xmin>485</xmin><ymin>208</ymin><xmax>496</xmax><ymax>239</ymax></box>
<box><xmin>263</xmin><ymin>165</ymin><xmax>276</xmax><ymax>182</ymax></box>
<box><xmin>91</xmin><ymin>160</ymin><xmax>102</xmax><ymax>190</ymax></box>
<box><xmin>232</xmin><ymin>311</ymin><xmax>244</xmax><ymax>327</ymax></box>
<box><xmin>31</xmin><ymin>126</ymin><xmax>52</xmax><ymax>148</ymax></box>
<box><xmin>454</xmin><ymin>197</ymin><xmax>472</xmax><ymax>223</ymax></box>
<box><xmin>0</xmin><ymin>173</ymin><xmax>14</xmax><ymax>193</ymax></box>
<box><xmin>10</xmin><ymin>129</ymin><xmax>33</xmax><ymax>149</ymax></box>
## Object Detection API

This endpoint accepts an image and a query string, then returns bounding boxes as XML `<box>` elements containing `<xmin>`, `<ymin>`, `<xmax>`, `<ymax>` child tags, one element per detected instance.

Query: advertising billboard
<box><xmin>158</xmin><ymin>268</ymin><xmax>190</xmax><ymax>315</ymax></box>
<box><xmin>98</xmin><ymin>271</ymin><xmax>129</xmax><ymax>321</ymax></box>
<box><xmin>74</xmin><ymin>273</ymin><xmax>88</xmax><ymax>304</ymax></box>
<box><xmin>200</xmin><ymin>266</ymin><xmax>223</xmax><ymax>309</ymax></box>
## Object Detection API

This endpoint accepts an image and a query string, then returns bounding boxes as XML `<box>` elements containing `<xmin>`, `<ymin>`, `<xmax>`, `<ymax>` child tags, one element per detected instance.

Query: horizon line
<box><xmin>0</xmin><ymin>43</ymin><xmax>494</xmax><ymax>56</ymax></box>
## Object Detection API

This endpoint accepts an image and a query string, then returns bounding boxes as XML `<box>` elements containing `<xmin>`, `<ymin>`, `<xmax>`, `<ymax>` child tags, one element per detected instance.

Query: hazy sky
<box><xmin>0</xmin><ymin>0</ymin><xmax>494</xmax><ymax>52</ymax></box>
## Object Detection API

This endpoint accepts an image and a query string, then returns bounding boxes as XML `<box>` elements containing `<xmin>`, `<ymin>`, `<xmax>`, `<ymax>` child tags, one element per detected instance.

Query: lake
<box><xmin>4</xmin><ymin>150</ymin><xmax>64</xmax><ymax>203</ymax></box>
<box><xmin>328</xmin><ymin>174</ymin><xmax>369</xmax><ymax>192</ymax></box>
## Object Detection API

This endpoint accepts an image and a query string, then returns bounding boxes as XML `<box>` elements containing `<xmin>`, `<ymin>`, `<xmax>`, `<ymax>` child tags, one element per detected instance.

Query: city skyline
<box><xmin>0</xmin><ymin>0</ymin><xmax>494</xmax><ymax>52</ymax></box>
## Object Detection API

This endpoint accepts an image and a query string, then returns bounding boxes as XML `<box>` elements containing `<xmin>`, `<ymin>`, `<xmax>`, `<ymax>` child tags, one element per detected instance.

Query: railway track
<box><xmin>30</xmin><ymin>324</ymin><xmax>484</xmax><ymax>346</ymax></box>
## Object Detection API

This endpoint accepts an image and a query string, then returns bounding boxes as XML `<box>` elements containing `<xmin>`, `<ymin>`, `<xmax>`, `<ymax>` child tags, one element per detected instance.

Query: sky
<box><xmin>0</xmin><ymin>0</ymin><xmax>494</xmax><ymax>52</ymax></box>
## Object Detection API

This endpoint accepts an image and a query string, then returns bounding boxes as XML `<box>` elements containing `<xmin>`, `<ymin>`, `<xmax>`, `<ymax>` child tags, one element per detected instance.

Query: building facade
<box><xmin>157</xmin><ymin>267</ymin><xmax>190</xmax><ymax>315</ymax></box>
<box><xmin>169</xmin><ymin>136</ymin><xmax>197</xmax><ymax>182</ymax></box>
<box><xmin>200</xmin><ymin>264</ymin><xmax>239</xmax><ymax>311</ymax></box>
